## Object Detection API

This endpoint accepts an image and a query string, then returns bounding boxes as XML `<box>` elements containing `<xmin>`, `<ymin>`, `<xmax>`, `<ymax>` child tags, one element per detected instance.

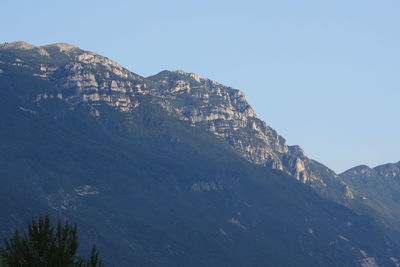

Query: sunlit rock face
<box><xmin>145</xmin><ymin>70</ymin><xmax>354</xmax><ymax>203</ymax></box>
<box><xmin>147</xmin><ymin>71</ymin><xmax>293</xmax><ymax>174</ymax></box>
<box><xmin>0</xmin><ymin>42</ymin><xmax>145</xmax><ymax>112</ymax></box>
<box><xmin>49</xmin><ymin>48</ymin><xmax>146</xmax><ymax>112</ymax></box>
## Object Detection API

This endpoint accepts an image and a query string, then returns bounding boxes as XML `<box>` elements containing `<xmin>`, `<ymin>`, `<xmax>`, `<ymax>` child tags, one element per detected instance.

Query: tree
<box><xmin>0</xmin><ymin>215</ymin><xmax>104</xmax><ymax>267</ymax></box>
<box><xmin>0</xmin><ymin>256</ymin><xmax>8</xmax><ymax>267</ymax></box>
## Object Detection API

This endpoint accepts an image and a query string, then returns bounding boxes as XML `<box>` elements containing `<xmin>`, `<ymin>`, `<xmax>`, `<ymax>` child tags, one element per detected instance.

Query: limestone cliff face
<box><xmin>145</xmin><ymin>70</ymin><xmax>352</xmax><ymax>202</ymax></box>
<box><xmin>1</xmin><ymin>42</ymin><xmax>145</xmax><ymax>113</ymax></box>
<box><xmin>0</xmin><ymin>42</ymin><xmax>350</xmax><ymax>201</ymax></box>
<box><xmin>146</xmin><ymin>71</ymin><xmax>313</xmax><ymax>180</ymax></box>
<box><xmin>53</xmin><ymin>51</ymin><xmax>145</xmax><ymax>112</ymax></box>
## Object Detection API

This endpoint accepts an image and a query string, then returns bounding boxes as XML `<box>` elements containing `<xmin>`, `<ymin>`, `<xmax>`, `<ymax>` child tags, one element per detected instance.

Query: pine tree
<box><xmin>0</xmin><ymin>256</ymin><xmax>8</xmax><ymax>267</ymax></box>
<box><xmin>0</xmin><ymin>215</ymin><xmax>104</xmax><ymax>267</ymax></box>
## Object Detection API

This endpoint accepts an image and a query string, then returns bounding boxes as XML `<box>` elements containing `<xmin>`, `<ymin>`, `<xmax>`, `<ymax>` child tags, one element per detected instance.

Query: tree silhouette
<box><xmin>1</xmin><ymin>215</ymin><xmax>104</xmax><ymax>267</ymax></box>
<box><xmin>0</xmin><ymin>256</ymin><xmax>7</xmax><ymax>267</ymax></box>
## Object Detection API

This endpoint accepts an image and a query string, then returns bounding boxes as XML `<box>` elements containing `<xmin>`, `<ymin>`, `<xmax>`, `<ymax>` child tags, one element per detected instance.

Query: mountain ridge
<box><xmin>1</xmin><ymin>41</ymin><xmax>394</xmax><ymax>206</ymax></box>
<box><xmin>0</xmin><ymin>44</ymin><xmax>332</xmax><ymax>178</ymax></box>
<box><xmin>341</xmin><ymin>162</ymin><xmax>400</xmax><ymax>178</ymax></box>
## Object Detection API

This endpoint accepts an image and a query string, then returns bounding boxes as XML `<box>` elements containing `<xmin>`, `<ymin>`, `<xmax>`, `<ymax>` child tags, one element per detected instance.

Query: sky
<box><xmin>1</xmin><ymin>0</ymin><xmax>399</xmax><ymax>173</ymax></box>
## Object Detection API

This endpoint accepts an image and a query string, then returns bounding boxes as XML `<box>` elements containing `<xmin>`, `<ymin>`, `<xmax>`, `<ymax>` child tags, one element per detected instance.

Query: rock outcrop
<box><xmin>146</xmin><ymin>70</ymin><xmax>351</xmax><ymax>202</ymax></box>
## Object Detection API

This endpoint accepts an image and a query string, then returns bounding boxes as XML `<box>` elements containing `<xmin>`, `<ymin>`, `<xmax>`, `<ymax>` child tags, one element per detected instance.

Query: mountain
<box><xmin>0</xmin><ymin>42</ymin><xmax>352</xmax><ymax>203</ymax></box>
<box><xmin>0</xmin><ymin>41</ymin><xmax>400</xmax><ymax>266</ymax></box>
<box><xmin>340</xmin><ymin>162</ymin><xmax>400</xmax><ymax>238</ymax></box>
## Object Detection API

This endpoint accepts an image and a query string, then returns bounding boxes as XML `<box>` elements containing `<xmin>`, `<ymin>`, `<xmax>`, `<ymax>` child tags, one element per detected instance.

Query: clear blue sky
<box><xmin>2</xmin><ymin>0</ymin><xmax>399</xmax><ymax>173</ymax></box>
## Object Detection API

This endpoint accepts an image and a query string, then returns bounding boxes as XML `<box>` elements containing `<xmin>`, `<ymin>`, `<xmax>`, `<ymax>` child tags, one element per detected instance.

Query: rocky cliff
<box><xmin>146</xmin><ymin>70</ymin><xmax>352</xmax><ymax>202</ymax></box>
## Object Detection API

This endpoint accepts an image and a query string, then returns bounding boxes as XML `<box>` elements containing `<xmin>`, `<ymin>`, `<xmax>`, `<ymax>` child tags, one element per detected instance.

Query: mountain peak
<box><xmin>341</xmin><ymin>165</ymin><xmax>373</xmax><ymax>176</ymax></box>
<box><xmin>40</xmin><ymin>43</ymin><xmax>78</xmax><ymax>52</ymax></box>
<box><xmin>0</xmin><ymin>41</ymin><xmax>80</xmax><ymax>53</ymax></box>
<box><xmin>373</xmin><ymin>161</ymin><xmax>400</xmax><ymax>178</ymax></box>
<box><xmin>0</xmin><ymin>41</ymin><xmax>36</xmax><ymax>50</ymax></box>
<box><xmin>150</xmin><ymin>70</ymin><xmax>203</xmax><ymax>83</ymax></box>
<box><xmin>173</xmin><ymin>70</ymin><xmax>201</xmax><ymax>82</ymax></box>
